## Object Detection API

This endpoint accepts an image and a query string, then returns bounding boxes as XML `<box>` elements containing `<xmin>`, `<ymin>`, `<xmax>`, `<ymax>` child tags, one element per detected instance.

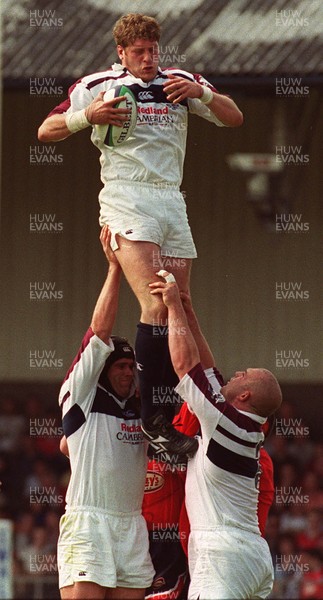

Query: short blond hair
<box><xmin>113</xmin><ymin>13</ymin><xmax>161</xmax><ymax>47</ymax></box>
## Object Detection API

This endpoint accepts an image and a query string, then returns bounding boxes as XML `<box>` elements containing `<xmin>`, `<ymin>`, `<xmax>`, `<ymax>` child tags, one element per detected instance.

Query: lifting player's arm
<box><xmin>59</xmin><ymin>226</ymin><xmax>121</xmax><ymax>455</ymax></box>
<box><xmin>163</xmin><ymin>73</ymin><xmax>243</xmax><ymax>127</ymax></box>
<box><xmin>59</xmin><ymin>226</ymin><xmax>122</xmax><ymax>407</ymax></box>
<box><xmin>149</xmin><ymin>276</ymin><xmax>199</xmax><ymax>380</ymax></box>
<box><xmin>90</xmin><ymin>226</ymin><xmax>122</xmax><ymax>344</ymax></box>
<box><xmin>180</xmin><ymin>291</ymin><xmax>215</xmax><ymax>370</ymax></box>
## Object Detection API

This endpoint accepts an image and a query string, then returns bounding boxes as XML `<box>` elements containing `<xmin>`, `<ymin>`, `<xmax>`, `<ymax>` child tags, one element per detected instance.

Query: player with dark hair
<box><xmin>37</xmin><ymin>12</ymin><xmax>243</xmax><ymax>458</ymax></box>
<box><xmin>57</xmin><ymin>226</ymin><xmax>154</xmax><ymax>600</ymax></box>
<box><xmin>149</xmin><ymin>272</ymin><xmax>282</xmax><ymax>600</ymax></box>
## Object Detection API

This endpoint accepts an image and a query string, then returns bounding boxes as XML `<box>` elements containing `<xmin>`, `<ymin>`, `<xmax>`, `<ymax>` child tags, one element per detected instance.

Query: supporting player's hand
<box><xmin>100</xmin><ymin>225</ymin><xmax>120</xmax><ymax>268</ymax></box>
<box><xmin>163</xmin><ymin>74</ymin><xmax>204</xmax><ymax>104</ymax></box>
<box><xmin>85</xmin><ymin>92</ymin><xmax>130</xmax><ymax>127</ymax></box>
<box><xmin>149</xmin><ymin>271</ymin><xmax>181</xmax><ymax>307</ymax></box>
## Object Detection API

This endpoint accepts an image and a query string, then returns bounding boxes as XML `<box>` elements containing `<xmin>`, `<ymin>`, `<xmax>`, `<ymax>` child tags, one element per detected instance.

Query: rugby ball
<box><xmin>96</xmin><ymin>85</ymin><xmax>137</xmax><ymax>147</ymax></box>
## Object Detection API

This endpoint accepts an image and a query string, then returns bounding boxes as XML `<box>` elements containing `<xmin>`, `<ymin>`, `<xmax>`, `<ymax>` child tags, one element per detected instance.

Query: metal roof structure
<box><xmin>3</xmin><ymin>0</ymin><xmax>323</xmax><ymax>87</ymax></box>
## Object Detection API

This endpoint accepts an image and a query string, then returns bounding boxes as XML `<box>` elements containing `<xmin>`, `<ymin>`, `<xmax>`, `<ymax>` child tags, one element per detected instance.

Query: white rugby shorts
<box><xmin>98</xmin><ymin>180</ymin><xmax>197</xmax><ymax>259</ymax></box>
<box><xmin>57</xmin><ymin>507</ymin><xmax>155</xmax><ymax>590</ymax></box>
<box><xmin>188</xmin><ymin>528</ymin><xmax>274</xmax><ymax>599</ymax></box>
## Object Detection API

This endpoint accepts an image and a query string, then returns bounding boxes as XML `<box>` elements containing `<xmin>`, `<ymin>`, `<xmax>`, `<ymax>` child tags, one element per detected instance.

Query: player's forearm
<box><xmin>208</xmin><ymin>93</ymin><xmax>243</xmax><ymax>127</ymax></box>
<box><xmin>91</xmin><ymin>264</ymin><xmax>122</xmax><ymax>344</ymax></box>
<box><xmin>38</xmin><ymin>114</ymin><xmax>73</xmax><ymax>142</ymax></box>
<box><xmin>167</xmin><ymin>299</ymin><xmax>200</xmax><ymax>380</ymax></box>
<box><xmin>184</xmin><ymin>304</ymin><xmax>215</xmax><ymax>369</ymax></box>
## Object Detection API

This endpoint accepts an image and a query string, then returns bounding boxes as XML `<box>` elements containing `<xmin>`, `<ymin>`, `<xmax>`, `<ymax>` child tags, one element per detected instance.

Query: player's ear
<box><xmin>238</xmin><ymin>390</ymin><xmax>250</xmax><ymax>403</ymax></box>
<box><xmin>117</xmin><ymin>45</ymin><xmax>125</xmax><ymax>60</ymax></box>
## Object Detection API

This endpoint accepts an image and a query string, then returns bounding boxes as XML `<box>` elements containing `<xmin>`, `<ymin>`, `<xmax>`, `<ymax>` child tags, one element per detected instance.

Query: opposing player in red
<box><xmin>38</xmin><ymin>13</ymin><xmax>243</xmax><ymax>458</ymax></box>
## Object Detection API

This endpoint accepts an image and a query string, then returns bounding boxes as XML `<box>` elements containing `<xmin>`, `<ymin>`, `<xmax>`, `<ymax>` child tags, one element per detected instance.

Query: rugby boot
<box><xmin>142</xmin><ymin>410</ymin><xmax>198</xmax><ymax>459</ymax></box>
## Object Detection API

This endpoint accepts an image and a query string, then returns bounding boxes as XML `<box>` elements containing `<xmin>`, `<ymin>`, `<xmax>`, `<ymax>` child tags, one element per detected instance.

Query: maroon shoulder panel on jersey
<box><xmin>46</xmin><ymin>79</ymin><xmax>81</xmax><ymax>118</ymax></box>
<box><xmin>187</xmin><ymin>363</ymin><xmax>262</xmax><ymax>433</ymax></box>
<box><xmin>61</xmin><ymin>326</ymin><xmax>94</xmax><ymax>385</ymax></box>
<box><xmin>193</xmin><ymin>72</ymin><xmax>218</xmax><ymax>93</ymax></box>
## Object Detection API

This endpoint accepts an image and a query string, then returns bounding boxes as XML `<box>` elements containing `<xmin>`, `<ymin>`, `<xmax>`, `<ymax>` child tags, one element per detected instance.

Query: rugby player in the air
<box><xmin>38</xmin><ymin>13</ymin><xmax>243</xmax><ymax>458</ymax></box>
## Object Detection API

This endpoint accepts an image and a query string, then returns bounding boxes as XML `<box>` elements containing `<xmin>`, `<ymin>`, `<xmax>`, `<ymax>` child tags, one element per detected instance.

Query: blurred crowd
<box><xmin>0</xmin><ymin>393</ymin><xmax>322</xmax><ymax>599</ymax></box>
<box><xmin>265</xmin><ymin>402</ymin><xmax>323</xmax><ymax>599</ymax></box>
<box><xmin>0</xmin><ymin>392</ymin><xmax>67</xmax><ymax>595</ymax></box>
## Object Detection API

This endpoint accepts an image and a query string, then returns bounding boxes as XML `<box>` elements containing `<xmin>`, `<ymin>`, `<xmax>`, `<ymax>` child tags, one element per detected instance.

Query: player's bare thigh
<box><xmin>60</xmin><ymin>581</ymin><xmax>106</xmax><ymax>599</ymax></box>
<box><xmin>107</xmin><ymin>587</ymin><xmax>145</xmax><ymax>599</ymax></box>
<box><xmin>115</xmin><ymin>237</ymin><xmax>192</xmax><ymax>324</ymax></box>
<box><xmin>60</xmin><ymin>584</ymin><xmax>73</xmax><ymax>599</ymax></box>
<box><xmin>60</xmin><ymin>583</ymin><xmax>145</xmax><ymax>600</ymax></box>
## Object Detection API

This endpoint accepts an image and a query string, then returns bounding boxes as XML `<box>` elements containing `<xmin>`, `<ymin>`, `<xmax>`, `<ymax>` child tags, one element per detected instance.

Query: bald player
<box><xmin>149</xmin><ymin>272</ymin><xmax>282</xmax><ymax>600</ymax></box>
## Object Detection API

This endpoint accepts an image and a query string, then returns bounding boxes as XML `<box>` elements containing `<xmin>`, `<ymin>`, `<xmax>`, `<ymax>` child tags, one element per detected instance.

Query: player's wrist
<box><xmin>199</xmin><ymin>85</ymin><xmax>213</xmax><ymax>105</ymax></box>
<box><xmin>65</xmin><ymin>109</ymin><xmax>91</xmax><ymax>133</ymax></box>
<box><xmin>108</xmin><ymin>262</ymin><xmax>121</xmax><ymax>273</ymax></box>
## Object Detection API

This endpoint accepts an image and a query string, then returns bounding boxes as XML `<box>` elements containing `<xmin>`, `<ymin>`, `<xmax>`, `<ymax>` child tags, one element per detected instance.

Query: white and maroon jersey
<box><xmin>48</xmin><ymin>64</ymin><xmax>224</xmax><ymax>190</ymax></box>
<box><xmin>59</xmin><ymin>327</ymin><xmax>147</xmax><ymax>513</ymax></box>
<box><xmin>175</xmin><ymin>363</ymin><xmax>266</xmax><ymax>535</ymax></box>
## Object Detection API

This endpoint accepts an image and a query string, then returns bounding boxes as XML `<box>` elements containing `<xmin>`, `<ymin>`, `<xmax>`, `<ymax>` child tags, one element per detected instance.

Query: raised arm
<box><xmin>90</xmin><ymin>226</ymin><xmax>122</xmax><ymax>344</ymax></box>
<box><xmin>180</xmin><ymin>291</ymin><xmax>215</xmax><ymax>369</ymax></box>
<box><xmin>149</xmin><ymin>275</ymin><xmax>199</xmax><ymax>379</ymax></box>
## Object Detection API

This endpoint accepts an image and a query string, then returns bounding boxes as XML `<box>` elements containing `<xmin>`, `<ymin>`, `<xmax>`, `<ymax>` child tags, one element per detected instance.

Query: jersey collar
<box><xmin>111</xmin><ymin>62</ymin><xmax>163</xmax><ymax>81</ymax></box>
<box><xmin>237</xmin><ymin>409</ymin><xmax>267</xmax><ymax>425</ymax></box>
